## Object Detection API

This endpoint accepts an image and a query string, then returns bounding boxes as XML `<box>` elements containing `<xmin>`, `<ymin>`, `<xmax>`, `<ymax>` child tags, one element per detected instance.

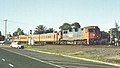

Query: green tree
<box><xmin>71</xmin><ymin>22</ymin><xmax>81</xmax><ymax>28</ymax></box>
<box><xmin>45</xmin><ymin>28</ymin><xmax>54</xmax><ymax>33</ymax></box>
<box><xmin>13</xmin><ymin>28</ymin><xmax>25</xmax><ymax>36</ymax></box>
<box><xmin>34</xmin><ymin>25</ymin><xmax>46</xmax><ymax>34</ymax></box>
<box><xmin>59</xmin><ymin>23</ymin><xmax>71</xmax><ymax>31</ymax></box>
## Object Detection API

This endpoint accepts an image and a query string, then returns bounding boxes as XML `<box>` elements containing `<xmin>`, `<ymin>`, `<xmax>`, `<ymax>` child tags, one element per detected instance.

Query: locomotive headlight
<box><xmin>92</xmin><ymin>34</ymin><xmax>95</xmax><ymax>36</ymax></box>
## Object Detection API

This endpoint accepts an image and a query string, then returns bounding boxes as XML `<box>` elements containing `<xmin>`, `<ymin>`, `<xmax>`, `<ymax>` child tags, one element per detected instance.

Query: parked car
<box><xmin>10</xmin><ymin>42</ymin><xmax>24</xmax><ymax>49</ymax></box>
<box><xmin>0</xmin><ymin>41</ymin><xmax>5</xmax><ymax>45</ymax></box>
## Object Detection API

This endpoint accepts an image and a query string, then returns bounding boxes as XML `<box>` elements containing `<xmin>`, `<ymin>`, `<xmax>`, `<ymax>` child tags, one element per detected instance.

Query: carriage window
<box><xmin>48</xmin><ymin>36</ymin><xmax>51</xmax><ymax>38</ymax></box>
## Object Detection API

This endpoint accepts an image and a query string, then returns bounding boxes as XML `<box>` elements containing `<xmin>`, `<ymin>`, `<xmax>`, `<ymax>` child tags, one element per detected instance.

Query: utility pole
<box><xmin>4</xmin><ymin>19</ymin><xmax>7</xmax><ymax>41</ymax></box>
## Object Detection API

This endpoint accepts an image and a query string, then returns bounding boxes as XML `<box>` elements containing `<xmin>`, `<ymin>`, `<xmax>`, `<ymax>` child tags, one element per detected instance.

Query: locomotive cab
<box><xmin>86</xmin><ymin>26</ymin><xmax>101</xmax><ymax>45</ymax></box>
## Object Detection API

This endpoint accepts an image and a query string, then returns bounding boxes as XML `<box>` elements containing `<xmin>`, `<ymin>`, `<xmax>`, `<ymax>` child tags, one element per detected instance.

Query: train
<box><xmin>12</xmin><ymin>26</ymin><xmax>102</xmax><ymax>45</ymax></box>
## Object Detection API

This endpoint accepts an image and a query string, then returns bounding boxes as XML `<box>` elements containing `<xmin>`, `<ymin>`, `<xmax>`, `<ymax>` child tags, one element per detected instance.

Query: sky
<box><xmin>0</xmin><ymin>0</ymin><xmax>120</xmax><ymax>35</ymax></box>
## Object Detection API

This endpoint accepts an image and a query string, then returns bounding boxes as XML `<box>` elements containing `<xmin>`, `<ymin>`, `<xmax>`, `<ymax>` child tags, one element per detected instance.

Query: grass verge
<box><xmin>24</xmin><ymin>44</ymin><xmax>120</xmax><ymax>64</ymax></box>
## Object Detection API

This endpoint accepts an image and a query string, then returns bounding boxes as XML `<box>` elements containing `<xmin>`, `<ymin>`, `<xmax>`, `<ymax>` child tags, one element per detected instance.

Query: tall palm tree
<box><xmin>34</xmin><ymin>25</ymin><xmax>46</xmax><ymax>34</ymax></box>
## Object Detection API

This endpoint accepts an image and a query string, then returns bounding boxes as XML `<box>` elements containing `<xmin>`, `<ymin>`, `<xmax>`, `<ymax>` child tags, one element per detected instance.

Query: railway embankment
<box><xmin>25</xmin><ymin>45</ymin><xmax>120</xmax><ymax>65</ymax></box>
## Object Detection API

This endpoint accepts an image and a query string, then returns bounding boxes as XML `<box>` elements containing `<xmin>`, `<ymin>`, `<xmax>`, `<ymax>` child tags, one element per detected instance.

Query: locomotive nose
<box><xmin>92</xmin><ymin>33</ymin><xmax>100</xmax><ymax>38</ymax></box>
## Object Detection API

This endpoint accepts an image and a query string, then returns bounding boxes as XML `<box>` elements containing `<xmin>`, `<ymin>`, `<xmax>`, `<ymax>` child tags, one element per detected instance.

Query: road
<box><xmin>0</xmin><ymin>48</ymin><xmax>58</xmax><ymax>68</ymax></box>
<box><xmin>0</xmin><ymin>46</ymin><xmax>119</xmax><ymax>68</ymax></box>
